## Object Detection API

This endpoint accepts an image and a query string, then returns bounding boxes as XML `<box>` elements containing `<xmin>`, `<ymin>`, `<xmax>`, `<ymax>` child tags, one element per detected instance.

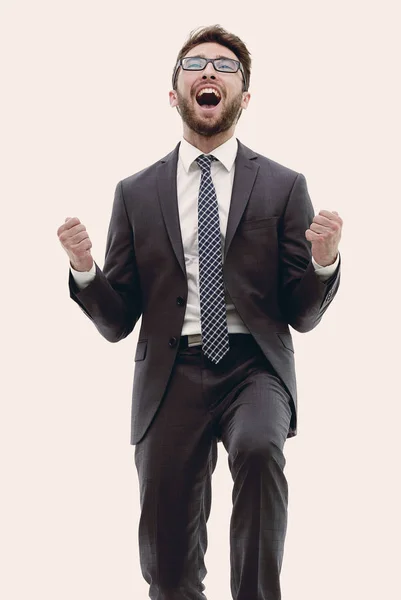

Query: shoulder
<box><xmin>237</xmin><ymin>140</ymin><xmax>301</xmax><ymax>181</ymax></box>
<box><xmin>119</xmin><ymin>145</ymin><xmax>179</xmax><ymax>193</ymax></box>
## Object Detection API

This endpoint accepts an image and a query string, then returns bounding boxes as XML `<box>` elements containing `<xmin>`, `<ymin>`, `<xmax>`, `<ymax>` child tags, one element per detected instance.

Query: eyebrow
<box><xmin>191</xmin><ymin>53</ymin><xmax>236</xmax><ymax>61</ymax></box>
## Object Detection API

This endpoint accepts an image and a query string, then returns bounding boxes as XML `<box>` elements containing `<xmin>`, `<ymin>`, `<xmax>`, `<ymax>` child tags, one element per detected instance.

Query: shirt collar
<box><xmin>179</xmin><ymin>136</ymin><xmax>238</xmax><ymax>173</ymax></box>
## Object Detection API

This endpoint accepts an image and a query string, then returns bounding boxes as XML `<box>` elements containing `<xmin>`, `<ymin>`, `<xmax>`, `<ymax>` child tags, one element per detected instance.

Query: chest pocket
<box><xmin>240</xmin><ymin>217</ymin><xmax>278</xmax><ymax>231</ymax></box>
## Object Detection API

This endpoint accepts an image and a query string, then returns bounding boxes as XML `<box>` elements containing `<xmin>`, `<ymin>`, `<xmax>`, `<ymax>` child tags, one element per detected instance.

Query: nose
<box><xmin>202</xmin><ymin>61</ymin><xmax>216</xmax><ymax>80</ymax></box>
<box><xmin>202</xmin><ymin>73</ymin><xmax>216</xmax><ymax>82</ymax></box>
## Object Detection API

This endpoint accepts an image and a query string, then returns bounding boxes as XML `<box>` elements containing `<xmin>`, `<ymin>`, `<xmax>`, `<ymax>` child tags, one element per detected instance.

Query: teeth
<box><xmin>197</xmin><ymin>88</ymin><xmax>221</xmax><ymax>98</ymax></box>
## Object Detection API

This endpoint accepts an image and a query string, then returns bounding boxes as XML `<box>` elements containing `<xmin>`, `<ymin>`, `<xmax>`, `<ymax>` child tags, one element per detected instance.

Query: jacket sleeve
<box><xmin>278</xmin><ymin>173</ymin><xmax>341</xmax><ymax>333</ymax></box>
<box><xmin>68</xmin><ymin>181</ymin><xmax>142</xmax><ymax>342</ymax></box>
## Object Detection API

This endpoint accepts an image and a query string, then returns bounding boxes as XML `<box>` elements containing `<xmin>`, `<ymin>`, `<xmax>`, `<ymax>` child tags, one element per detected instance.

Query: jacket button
<box><xmin>168</xmin><ymin>337</ymin><xmax>178</xmax><ymax>348</ymax></box>
<box><xmin>176</xmin><ymin>296</ymin><xmax>185</xmax><ymax>306</ymax></box>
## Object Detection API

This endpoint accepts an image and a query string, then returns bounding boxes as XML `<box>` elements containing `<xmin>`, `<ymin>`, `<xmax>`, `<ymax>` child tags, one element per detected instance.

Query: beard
<box><xmin>176</xmin><ymin>88</ymin><xmax>243</xmax><ymax>137</ymax></box>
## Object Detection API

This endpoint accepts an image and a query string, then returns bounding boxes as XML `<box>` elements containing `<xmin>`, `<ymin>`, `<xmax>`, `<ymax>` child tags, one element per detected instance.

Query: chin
<box><xmin>194</xmin><ymin>122</ymin><xmax>232</xmax><ymax>137</ymax></box>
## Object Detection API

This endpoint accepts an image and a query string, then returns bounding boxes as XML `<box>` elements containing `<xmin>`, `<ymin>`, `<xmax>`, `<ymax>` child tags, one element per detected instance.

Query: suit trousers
<box><xmin>134</xmin><ymin>334</ymin><xmax>292</xmax><ymax>600</ymax></box>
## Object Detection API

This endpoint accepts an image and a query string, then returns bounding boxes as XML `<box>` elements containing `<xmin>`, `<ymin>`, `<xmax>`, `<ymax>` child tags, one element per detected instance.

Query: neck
<box><xmin>182</xmin><ymin>125</ymin><xmax>236</xmax><ymax>154</ymax></box>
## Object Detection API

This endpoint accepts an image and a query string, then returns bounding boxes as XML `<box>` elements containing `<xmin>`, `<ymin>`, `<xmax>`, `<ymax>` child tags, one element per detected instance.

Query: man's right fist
<box><xmin>57</xmin><ymin>217</ymin><xmax>94</xmax><ymax>272</ymax></box>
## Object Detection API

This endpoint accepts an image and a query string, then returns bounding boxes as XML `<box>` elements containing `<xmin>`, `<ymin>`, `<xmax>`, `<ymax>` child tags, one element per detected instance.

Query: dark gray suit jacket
<box><xmin>69</xmin><ymin>140</ymin><xmax>341</xmax><ymax>444</ymax></box>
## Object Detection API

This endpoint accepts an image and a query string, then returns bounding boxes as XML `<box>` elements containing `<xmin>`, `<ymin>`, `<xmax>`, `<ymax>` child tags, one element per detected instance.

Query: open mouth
<box><xmin>196</xmin><ymin>87</ymin><xmax>221</xmax><ymax>109</ymax></box>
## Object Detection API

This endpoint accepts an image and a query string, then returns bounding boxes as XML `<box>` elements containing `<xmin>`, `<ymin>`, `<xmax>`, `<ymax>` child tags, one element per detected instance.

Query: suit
<box><xmin>69</xmin><ymin>139</ymin><xmax>340</xmax><ymax>599</ymax></box>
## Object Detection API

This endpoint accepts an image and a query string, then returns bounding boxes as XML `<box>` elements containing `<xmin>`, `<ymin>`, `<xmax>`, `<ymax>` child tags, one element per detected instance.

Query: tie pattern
<box><xmin>196</xmin><ymin>154</ymin><xmax>230</xmax><ymax>363</ymax></box>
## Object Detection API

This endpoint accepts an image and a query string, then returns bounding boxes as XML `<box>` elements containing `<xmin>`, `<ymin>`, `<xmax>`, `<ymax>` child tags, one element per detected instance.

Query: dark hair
<box><xmin>172</xmin><ymin>25</ymin><xmax>251</xmax><ymax>91</ymax></box>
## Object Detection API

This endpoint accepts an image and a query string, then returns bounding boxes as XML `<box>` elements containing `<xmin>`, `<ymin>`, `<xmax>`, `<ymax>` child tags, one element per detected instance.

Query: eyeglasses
<box><xmin>172</xmin><ymin>56</ymin><xmax>247</xmax><ymax>90</ymax></box>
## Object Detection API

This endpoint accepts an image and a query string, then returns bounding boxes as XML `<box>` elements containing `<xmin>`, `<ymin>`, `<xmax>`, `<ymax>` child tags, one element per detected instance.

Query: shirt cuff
<box><xmin>70</xmin><ymin>262</ymin><xmax>96</xmax><ymax>290</ymax></box>
<box><xmin>312</xmin><ymin>253</ymin><xmax>340</xmax><ymax>281</ymax></box>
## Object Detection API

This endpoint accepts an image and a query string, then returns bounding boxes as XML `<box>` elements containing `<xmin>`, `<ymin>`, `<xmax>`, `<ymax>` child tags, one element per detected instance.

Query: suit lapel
<box><xmin>224</xmin><ymin>140</ymin><xmax>259</xmax><ymax>258</ymax></box>
<box><xmin>156</xmin><ymin>143</ymin><xmax>186</xmax><ymax>276</ymax></box>
<box><xmin>156</xmin><ymin>139</ymin><xmax>259</xmax><ymax>272</ymax></box>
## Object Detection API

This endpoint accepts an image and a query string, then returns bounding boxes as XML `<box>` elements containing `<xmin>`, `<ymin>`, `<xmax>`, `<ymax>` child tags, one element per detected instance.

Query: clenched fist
<box><xmin>305</xmin><ymin>210</ymin><xmax>343</xmax><ymax>267</ymax></box>
<box><xmin>57</xmin><ymin>217</ymin><xmax>94</xmax><ymax>272</ymax></box>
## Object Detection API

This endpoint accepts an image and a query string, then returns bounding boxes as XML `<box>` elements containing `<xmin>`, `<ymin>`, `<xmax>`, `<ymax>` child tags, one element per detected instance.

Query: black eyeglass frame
<box><xmin>172</xmin><ymin>56</ymin><xmax>248</xmax><ymax>91</ymax></box>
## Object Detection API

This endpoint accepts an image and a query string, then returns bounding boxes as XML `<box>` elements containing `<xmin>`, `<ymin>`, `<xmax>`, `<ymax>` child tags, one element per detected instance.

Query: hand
<box><xmin>57</xmin><ymin>217</ymin><xmax>94</xmax><ymax>272</ymax></box>
<box><xmin>305</xmin><ymin>210</ymin><xmax>343</xmax><ymax>267</ymax></box>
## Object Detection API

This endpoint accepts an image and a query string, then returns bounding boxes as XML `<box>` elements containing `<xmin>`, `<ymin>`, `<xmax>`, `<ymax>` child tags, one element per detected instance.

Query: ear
<box><xmin>241</xmin><ymin>91</ymin><xmax>251</xmax><ymax>110</ymax></box>
<box><xmin>169</xmin><ymin>90</ymin><xmax>178</xmax><ymax>108</ymax></box>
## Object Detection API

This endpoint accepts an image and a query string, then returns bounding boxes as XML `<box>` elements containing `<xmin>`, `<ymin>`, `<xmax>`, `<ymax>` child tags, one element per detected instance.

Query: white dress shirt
<box><xmin>71</xmin><ymin>136</ymin><xmax>339</xmax><ymax>335</ymax></box>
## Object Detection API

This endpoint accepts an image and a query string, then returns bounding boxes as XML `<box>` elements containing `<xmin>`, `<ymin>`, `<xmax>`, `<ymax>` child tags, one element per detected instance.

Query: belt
<box><xmin>182</xmin><ymin>333</ymin><xmax>203</xmax><ymax>348</ymax></box>
<box><xmin>179</xmin><ymin>333</ymin><xmax>251</xmax><ymax>349</ymax></box>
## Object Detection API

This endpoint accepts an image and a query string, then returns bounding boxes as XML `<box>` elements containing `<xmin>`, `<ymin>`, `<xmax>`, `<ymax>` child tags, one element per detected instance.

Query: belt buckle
<box><xmin>187</xmin><ymin>333</ymin><xmax>202</xmax><ymax>347</ymax></box>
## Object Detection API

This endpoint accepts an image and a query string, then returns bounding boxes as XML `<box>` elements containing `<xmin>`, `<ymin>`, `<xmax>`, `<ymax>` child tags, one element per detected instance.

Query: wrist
<box><xmin>313</xmin><ymin>253</ymin><xmax>338</xmax><ymax>268</ymax></box>
<box><xmin>70</xmin><ymin>258</ymin><xmax>94</xmax><ymax>272</ymax></box>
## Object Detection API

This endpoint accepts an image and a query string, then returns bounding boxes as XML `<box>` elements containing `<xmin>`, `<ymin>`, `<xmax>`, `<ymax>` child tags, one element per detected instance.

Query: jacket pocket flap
<box><xmin>277</xmin><ymin>333</ymin><xmax>294</xmax><ymax>353</ymax></box>
<box><xmin>135</xmin><ymin>340</ymin><xmax>147</xmax><ymax>362</ymax></box>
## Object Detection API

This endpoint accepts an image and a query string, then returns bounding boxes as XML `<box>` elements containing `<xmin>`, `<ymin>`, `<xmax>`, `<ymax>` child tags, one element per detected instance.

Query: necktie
<box><xmin>196</xmin><ymin>154</ymin><xmax>230</xmax><ymax>363</ymax></box>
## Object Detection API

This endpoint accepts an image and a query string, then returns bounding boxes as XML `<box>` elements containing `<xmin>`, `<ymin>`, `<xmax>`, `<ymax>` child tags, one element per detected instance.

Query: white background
<box><xmin>1</xmin><ymin>1</ymin><xmax>400</xmax><ymax>598</ymax></box>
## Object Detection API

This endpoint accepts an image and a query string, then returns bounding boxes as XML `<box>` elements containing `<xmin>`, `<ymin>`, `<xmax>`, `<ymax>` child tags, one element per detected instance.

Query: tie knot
<box><xmin>196</xmin><ymin>154</ymin><xmax>216</xmax><ymax>174</ymax></box>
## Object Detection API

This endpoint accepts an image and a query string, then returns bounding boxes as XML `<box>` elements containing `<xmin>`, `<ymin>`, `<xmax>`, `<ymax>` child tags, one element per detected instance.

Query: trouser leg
<box><xmin>220</xmin><ymin>370</ymin><xmax>292</xmax><ymax>600</ymax></box>
<box><xmin>134</xmin><ymin>353</ymin><xmax>217</xmax><ymax>600</ymax></box>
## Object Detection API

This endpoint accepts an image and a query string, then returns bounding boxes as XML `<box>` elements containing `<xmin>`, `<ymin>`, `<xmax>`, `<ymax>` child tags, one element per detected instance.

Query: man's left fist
<box><xmin>305</xmin><ymin>210</ymin><xmax>343</xmax><ymax>267</ymax></box>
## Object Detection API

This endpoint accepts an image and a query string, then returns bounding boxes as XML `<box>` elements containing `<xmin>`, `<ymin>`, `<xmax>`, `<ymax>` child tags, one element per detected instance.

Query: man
<box><xmin>58</xmin><ymin>25</ymin><xmax>342</xmax><ymax>600</ymax></box>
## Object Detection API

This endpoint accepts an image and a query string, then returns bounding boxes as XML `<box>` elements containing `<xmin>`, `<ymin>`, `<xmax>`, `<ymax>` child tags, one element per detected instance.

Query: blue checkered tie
<box><xmin>196</xmin><ymin>154</ymin><xmax>230</xmax><ymax>363</ymax></box>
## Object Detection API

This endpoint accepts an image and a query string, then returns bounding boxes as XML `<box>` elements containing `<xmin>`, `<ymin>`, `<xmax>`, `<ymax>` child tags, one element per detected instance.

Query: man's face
<box><xmin>169</xmin><ymin>42</ymin><xmax>250</xmax><ymax>137</ymax></box>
